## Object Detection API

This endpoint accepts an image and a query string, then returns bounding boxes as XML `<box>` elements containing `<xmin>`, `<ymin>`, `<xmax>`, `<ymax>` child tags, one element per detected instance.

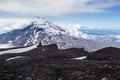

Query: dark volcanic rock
<box><xmin>0</xmin><ymin>44</ymin><xmax>120</xmax><ymax>80</ymax></box>
<box><xmin>87</xmin><ymin>47</ymin><xmax>120</xmax><ymax>61</ymax></box>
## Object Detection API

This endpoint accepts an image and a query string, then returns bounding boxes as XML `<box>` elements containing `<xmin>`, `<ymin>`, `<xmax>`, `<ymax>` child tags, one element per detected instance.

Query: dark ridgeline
<box><xmin>0</xmin><ymin>43</ymin><xmax>120</xmax><ymax>80</ymax></box>
<box><xmin>87</xmin><ymin>47</ymin><xmax>120</xmax><ymax>61</ymax></box>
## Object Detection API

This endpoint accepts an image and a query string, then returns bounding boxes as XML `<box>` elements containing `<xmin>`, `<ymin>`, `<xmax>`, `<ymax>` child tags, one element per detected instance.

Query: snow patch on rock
<box><xmin>0</xmin><ymin>44</ymin><xmax>38</xmax><ymax>55</ymax></box>
<box><xmin>6</xmin><ymin>56</ymin><xmax>27</xmax><ymax>61</ymax></box>
<box><xmin>72</xmin><ymin>56</ymin><xmax>87</xmax><ymax>60</ymax></box>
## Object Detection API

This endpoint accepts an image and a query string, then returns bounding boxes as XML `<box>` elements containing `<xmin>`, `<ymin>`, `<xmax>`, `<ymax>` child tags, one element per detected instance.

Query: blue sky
<box><xmin>0</xmin><ymin>0</ymin><xmax>120</xmax><ymax>28</ymax></box>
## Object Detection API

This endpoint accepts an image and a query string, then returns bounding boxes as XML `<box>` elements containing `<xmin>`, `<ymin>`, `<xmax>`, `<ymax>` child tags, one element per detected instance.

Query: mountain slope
<box><xmin>0</xmin><ymin>19</ymin><xmax>90</xmax><ymax>50</ymax></box>
<box><xmin>0</xmin><ymin>19</ymin><xmax>80</xmax><ymax>49</ymax></box>
<box><xmin>0</xmin><ymin>18</ymin><xmax>120</xmax><ymax>51</ymax></box>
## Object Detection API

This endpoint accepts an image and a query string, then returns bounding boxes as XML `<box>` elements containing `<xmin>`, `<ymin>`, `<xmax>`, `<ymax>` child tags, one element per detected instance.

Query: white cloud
<box><xmin>0</xmin><ymin>0</ymin><xmax>119</xmax><ymax>16</ymax></box>
<box><xmin>0</xmin><ymin>18</ymin><xmax>33</xmax><ymax>34</ymax></box>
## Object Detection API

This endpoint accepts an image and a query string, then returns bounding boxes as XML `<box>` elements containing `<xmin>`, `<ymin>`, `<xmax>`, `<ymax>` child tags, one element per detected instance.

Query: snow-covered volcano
<box><xmin>0</xmin><ymin>18</ymin><xmax>84</xmax><ymax>49</ymax></box>
<box><xmin>0</xmin><ymin>18</ymin><xmax>120</xmax><ymax>51</ymax></box>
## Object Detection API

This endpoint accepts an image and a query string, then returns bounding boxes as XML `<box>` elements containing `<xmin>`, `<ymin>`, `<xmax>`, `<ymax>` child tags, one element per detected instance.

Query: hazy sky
<box><xmin>0</xmin><ymin>0</ymin><xmax>120</xmax><ymax>28</ymax></box>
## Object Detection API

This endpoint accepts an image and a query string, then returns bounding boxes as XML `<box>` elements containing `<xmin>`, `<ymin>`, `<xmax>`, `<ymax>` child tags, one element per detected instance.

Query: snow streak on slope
<box><xmin>0</xmin><ymin>44</ymin><xmax>38</xmax><ymax>55</ymax></box>
<box><xmin>6</xmin><ymin>56</ymin><xmax>28</xmax><ymax>61</ymax></box>
<box><xmin>72</xmin><ymin>56</ymin><xmax>87</xmax><ymax>60</ymax></box>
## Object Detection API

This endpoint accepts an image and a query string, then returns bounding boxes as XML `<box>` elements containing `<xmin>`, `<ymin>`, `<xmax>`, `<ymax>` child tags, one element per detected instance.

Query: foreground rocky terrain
<box><xmin>0</xmin><ymin>43</ymin><xmax>120</xmax><ymax>80</ymax></box>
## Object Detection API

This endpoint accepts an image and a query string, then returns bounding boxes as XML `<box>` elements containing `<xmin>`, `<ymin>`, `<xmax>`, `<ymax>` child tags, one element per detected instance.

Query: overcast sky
<box><xmin>0</xmin><ymin>0</ymin><xmax>120</xmax><ymax>28</ymax></box>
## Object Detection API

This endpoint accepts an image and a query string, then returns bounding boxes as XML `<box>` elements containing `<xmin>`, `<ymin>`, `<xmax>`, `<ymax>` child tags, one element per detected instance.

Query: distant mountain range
<box><xmin>0</xmin><ymin>18</ymin><xmax>120</xmax><ymax>51</ymax></box>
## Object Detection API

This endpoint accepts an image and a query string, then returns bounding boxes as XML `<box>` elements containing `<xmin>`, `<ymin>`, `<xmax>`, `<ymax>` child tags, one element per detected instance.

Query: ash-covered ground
<box><xmin>0</xmin><ymin>43</ymin><xmax>120</xmax><ymax>80</ymax></box>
